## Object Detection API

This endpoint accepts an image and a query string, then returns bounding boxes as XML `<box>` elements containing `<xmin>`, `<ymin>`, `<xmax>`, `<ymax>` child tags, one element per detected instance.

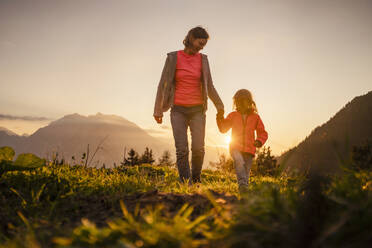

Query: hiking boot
<box><xmin>192</xmin><ymin>177</ymin><xmax>201</xmax><ymax>184</ymax></box>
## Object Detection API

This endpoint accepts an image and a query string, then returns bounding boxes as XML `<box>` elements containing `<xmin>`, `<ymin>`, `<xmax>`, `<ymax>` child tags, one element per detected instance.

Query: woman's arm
<box><xmin>217</xmin><ymin>113</ymin><xmax>232</xmax><ymax>133</ymax></box>
<box><xmin>205</xmin><ymin>57</ymin><xmax>224</xmax><ymax>114</ymax></box>
<box><xmin>153</xmin><ymin>55</ymin><xmax>170</xmax><ymax>120</ymax></box>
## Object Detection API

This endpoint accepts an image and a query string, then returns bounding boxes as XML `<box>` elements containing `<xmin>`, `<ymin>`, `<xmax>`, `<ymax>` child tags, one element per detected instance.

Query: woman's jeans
<box><xmin>231</xmin><ymin>149</ymin><xmax>253</xmax><ymax>188</ymax></box>
<box><xmin>171</xmin><ymin>105</ymin><xmax>206</xmax><ymax>183</ymax></box>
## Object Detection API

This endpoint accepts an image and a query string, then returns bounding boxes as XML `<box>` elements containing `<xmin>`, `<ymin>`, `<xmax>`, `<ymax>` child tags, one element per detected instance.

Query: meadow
<box><xmin>0</xmin><ymin>146</ymin><xmax>371</xmax><ymax>248</ymax></box>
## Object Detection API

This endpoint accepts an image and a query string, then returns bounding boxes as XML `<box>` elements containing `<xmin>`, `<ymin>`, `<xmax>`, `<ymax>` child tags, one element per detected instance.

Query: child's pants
<box><xmin>231</xmin><ymin>149</ymin><xmax>253</xmax><ymax>188</ymax></box>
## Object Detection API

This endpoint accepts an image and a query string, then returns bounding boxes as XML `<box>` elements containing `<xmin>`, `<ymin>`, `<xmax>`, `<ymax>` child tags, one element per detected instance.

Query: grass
<box><xmin>0</xmin><ymin>161</ymin><xmax>371</xmax><ymax>247</ymax></box>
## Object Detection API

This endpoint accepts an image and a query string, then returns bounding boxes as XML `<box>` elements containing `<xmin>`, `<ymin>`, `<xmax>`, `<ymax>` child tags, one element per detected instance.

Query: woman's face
<box><xmin>189</xmin><ymin>37</ymin><xmax>208</xmax><ymax>53</ymax></box>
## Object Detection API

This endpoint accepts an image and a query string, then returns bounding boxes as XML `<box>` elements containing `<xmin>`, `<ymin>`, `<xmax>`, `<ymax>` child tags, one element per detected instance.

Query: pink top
<box><xmin>173</xmin><ymin>50</ymin><xmax>203</xmax><ymax>106</ymax></box>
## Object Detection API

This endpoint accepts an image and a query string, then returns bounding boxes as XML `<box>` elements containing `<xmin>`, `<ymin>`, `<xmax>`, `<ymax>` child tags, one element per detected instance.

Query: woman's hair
<box><xmin>233</xmin><ymin>89</ymin><xmax>258</xmax><ymax>114</ymax></box>
<box><xmin>183</xmin><ymin>26</ymin><xmax>209</xmax><ymax>47</ymax></box>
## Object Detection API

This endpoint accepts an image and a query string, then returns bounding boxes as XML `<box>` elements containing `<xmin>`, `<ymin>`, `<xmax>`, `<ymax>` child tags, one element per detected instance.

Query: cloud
<box><xmin>0</xmin><ymin>114</ymin><xmax>52</xmax><ymax>121</ymax></box>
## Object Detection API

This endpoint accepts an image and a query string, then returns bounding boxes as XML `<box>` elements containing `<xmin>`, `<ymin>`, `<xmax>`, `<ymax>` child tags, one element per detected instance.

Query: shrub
<box><xmin>121</xmin><ymin>148</ymin><xmax>140</xmax><ymax>166</ymax></box>
<box><xmin>140</xmin><ymin>147</ymin><xmax>155</xmax><ymax>164</ymax></box>
<box><xmin>209</xmin><ymin>153</ymin><xmax>234</xmax><ymax>173</ymax></box>
<box><xmin>158</xmin><ymin>150</ymin><xmax>174</xmax><ymax>167</ymax></box>
<box><xmin>0</xmin><ymin>146</ymin><xmax>45</xmax><ymax>178</ymax></box>
<box><xmin>351</xmin><ymin>141</ymin><xmax>372</xmax><ymax>171</ymax></box>
<box><xmin>255</xmin><ymin>146</ymin><xmax>279</xmax><ymax>176</ymax></box>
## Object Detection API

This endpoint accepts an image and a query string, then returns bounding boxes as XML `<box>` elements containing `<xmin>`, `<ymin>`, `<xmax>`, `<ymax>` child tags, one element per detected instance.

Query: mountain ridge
<box><xmin>0</xmin><ymin>113</ymin><xmax>226</xmax><ymax>167</ymax></box>
<box><xmin>0</xmin><ymin>113</ymin><xmax>171</xmax><ymax>167</ymax></box>
<box><xmin>280</xmin><ymin>91</ymin><xmax>372</xmax><ymax>173</ymax></box>
<box><xmin>0</xmin><ymin>127</ymin><xmax>18</xmax><ymax>136</ymax></box>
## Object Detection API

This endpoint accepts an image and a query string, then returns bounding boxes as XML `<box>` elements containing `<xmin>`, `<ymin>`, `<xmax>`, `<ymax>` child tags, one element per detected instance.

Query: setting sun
<box><xmin>224</xmin><ymin>135</ymin><xmax>231</xmax><ymax>145</ymax></box>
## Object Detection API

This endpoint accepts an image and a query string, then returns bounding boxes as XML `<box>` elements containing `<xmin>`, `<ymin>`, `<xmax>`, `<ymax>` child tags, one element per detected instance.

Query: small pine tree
<box><xmin>140</xmin><ymin>147</ymin><xmax>155</xmax><ymax>164</ymax></box>
<box><xmin>158</xmin><ymin>150</ymin><xmax>174</xmax><ymax>167</ymax></box>
<box><xmin>122</xmin><ymin>148</ymin><xmax>140</xmax><ymax>166</ymax></box>
<box><xmin>210</xmin><ymin>153</ymin><xmax>234</xmax><ymax>173</ymax></box>
<box><xmin>255</xmin><ymin>146</ymin><xmax>278</xmax><ymax>176</ymax></box>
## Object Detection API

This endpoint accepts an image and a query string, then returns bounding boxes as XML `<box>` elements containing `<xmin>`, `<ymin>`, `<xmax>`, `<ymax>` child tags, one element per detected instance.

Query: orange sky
<box><xmin>1</xmin><ymin>0</ymin><xmax>371</xmax><ymax>155</ymax></box>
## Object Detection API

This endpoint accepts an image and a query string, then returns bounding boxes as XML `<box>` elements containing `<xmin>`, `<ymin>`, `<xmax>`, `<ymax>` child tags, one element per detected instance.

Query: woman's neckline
<box><xmin>179</xmin><ymin>49</ymin><xmax>200</xmax><ymax>57</ymax></box>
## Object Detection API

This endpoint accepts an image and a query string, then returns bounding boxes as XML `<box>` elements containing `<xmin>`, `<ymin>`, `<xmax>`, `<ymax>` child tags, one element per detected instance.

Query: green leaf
<box><xmin>13</xmin><ymin>153</ymin><xmax>45</xmax><ymax>169</ymax></box>
<box><xmin>0</xmin><ymin>146</ymin><xmax>15</xmax><ymax>162</ymax></box>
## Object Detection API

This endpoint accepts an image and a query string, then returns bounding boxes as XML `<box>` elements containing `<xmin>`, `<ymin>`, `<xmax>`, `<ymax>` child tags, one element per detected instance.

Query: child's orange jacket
<box><xmin>217</xmin><ymin>111</ymin><xmax>268</xmax><ymax>155</ymax></box>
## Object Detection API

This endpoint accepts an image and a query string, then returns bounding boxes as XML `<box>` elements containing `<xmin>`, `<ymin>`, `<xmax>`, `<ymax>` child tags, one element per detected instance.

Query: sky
<box><xmin>0</xmin><ymin>0</ymin><xmax>371</xmax><ymax>156</ymax></box>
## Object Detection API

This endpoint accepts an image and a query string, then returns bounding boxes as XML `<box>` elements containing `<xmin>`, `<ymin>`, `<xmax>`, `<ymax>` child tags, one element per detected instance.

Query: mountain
<box><xmin>279</xmin><ymin>91</ymin><xmax>372</xmax><ymax>173</ymax></box>
<box><xmin>0</xmin><ymin>127</ymin><xmax>18</xmax><ymax>136</ymax></box>
<box><xmin>0</xmin><ymin>113</ymin><xmax>227</xmax><ymax>167</ymax></box>
<box><xmin>0</xmin><ymin>127</ymin><xmax>27</xmax><ymax>149</ymax></box>
<box><xmin>0</xmin><ymin>113</ymin><xmax>171</xmax><ymax>167</ymax></box>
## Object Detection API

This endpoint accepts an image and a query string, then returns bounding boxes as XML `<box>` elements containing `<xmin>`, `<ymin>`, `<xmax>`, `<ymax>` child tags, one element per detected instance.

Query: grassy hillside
<box><xmin>280</xmin><ymin>91</ymin><xmax>372</xmax><ymax>173</ymax></box>
<box><xmin>1</xmin><ymin>158</ymin><xmax>372</xmax><ymax>247</ymax></box>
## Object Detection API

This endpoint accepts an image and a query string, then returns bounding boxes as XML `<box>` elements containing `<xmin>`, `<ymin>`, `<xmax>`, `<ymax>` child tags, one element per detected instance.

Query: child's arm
<box><xmin>255</xmin><ymin>115</ymin><xmax>268</xmax><ymax>147</ymax></box>
<box><xmin>216</xmin><ymin>113</ymin><xmax>232</xmax><ymax>133</ymax></box>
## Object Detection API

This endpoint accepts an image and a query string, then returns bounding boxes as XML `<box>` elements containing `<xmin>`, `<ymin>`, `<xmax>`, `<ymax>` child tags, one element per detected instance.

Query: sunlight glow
<box><xmin>224</xmin><ymin>135</ymin><xmax>231</xmax><ymax>145</ymax></box>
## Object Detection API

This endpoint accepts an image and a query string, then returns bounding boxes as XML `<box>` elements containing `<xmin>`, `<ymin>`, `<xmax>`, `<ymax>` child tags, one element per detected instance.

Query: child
<box><xmin>216</xmin><ymin>89</ymin><xmax>268</xmax><ymax>193</ymax></box>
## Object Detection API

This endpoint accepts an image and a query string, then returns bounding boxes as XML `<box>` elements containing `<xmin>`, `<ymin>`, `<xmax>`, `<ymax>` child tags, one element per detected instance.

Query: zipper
<box><xmin>241</xmin><ymin>113</ymin><xmax>247</xmax><ymax>151</ymax></box>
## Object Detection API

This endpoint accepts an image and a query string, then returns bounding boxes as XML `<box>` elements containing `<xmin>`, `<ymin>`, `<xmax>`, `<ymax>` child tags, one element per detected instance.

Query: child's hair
<box><xmin>183</xmin><ymin>26</ymin><xmax>209</xmax><ymax>47</ymax></box>
<box><xmin>233</xmin><ymin>89</ymin><xmax>258</xmax><ymax>114</ymax></box>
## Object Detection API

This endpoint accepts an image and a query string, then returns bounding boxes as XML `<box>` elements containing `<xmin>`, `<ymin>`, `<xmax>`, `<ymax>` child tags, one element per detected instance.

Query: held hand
<box><xmin>254</xmin><ymin>140</ymin><xmax>263</xmax><ymax>148</ymax></box>
<box><xmin>154</xmin><ymin>116</ymin><xmax>163</xmax><ymax>124</ymax></box>
<box><xmin>216</xmin><ymin>109</ymin><xmax>225</xmax><ymax>120</ymax></box>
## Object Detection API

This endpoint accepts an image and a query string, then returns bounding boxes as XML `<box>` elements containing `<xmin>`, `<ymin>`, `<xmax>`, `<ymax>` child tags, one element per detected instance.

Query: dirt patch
<box><xmin>122</xmin><ymin>189</ymin><xmax>238</xmax><ymax>217</ymax></box>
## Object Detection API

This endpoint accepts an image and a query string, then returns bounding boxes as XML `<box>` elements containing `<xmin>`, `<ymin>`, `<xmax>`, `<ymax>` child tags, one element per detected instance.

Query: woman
<box><xmin>153</xmin><ymin>26</ymin><xmax>224</xmax><ymax>183</ymax></box>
